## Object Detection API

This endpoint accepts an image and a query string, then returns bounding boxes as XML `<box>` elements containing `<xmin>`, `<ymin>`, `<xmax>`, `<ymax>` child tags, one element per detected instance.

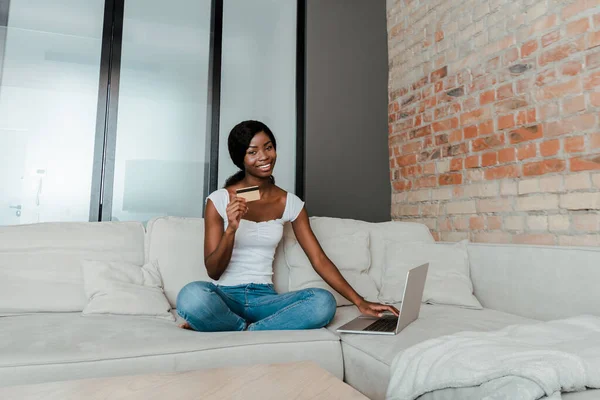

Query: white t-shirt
<box><xmin>205</xmin><ymin>188</ymin><xmax>305</xmax><ymax>286</ymax></box>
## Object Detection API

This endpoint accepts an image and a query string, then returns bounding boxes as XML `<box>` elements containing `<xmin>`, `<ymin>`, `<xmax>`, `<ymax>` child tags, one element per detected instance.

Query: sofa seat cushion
<box><xmin>326</xmin><ymin>305</ymin><xmax>539</xmax><ymax>400</ymax></box>
<box><xmin>0</xmin><ymin>313</ymin><xmax>343</xmax><ymax>386</ymax></box>
<box><xmin>328</xmin><ymin>304</ymin><xmax>538</xmax><ymax>366</ymax></box>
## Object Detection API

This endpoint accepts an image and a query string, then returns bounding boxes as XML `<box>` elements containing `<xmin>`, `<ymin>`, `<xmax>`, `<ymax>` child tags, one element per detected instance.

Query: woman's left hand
<box><xmin>356</xmin><ymin>299</ymin><xmax>400</xmax><ymax>318</ymax></box>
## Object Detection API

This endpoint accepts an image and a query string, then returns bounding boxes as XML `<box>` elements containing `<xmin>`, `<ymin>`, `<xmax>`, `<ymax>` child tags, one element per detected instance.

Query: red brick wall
<box><xmin>387</xmin><ymin>0</ymin><xmax>600</xmax><ymax>246</ymax></box>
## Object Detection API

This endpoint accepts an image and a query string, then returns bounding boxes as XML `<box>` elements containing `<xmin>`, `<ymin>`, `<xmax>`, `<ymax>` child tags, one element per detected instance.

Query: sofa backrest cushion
<box><xmin>145</xmin><ymin>217</ymin><xmax>209</xmax><ymax>307</ymax></box>
<box><xmin>468</xmin><ymin>243</ymin><xmax>600</xmax><ymax>320</ymax></box>
<box><xmin>282</xmin><ymin>217</ymin><xmax>435</xmax><ymax>306</ymax></box>
<box><xmin>284</xmin><ymin>217</ymin><xmax>378</xmax><ymax>305</ymax></box>
<box><xmin>379</xmin><ymin>241</ymin><xmax>482</xmax><ymax>309</ymax></box>
<box><xmin>145</xmin><ymin>217</ymin><xmax>310</xmax><ymax>305</ymax></box>
<box><xmin>146</xmin><ymin>215</ymin><xmax>437</xmax><ymax>307</ymax></box>
<box><xmin>272</xmin><ymin>236</ymin><xmax>290</xmax><ymax>294</ymax></box>
<box><xmin>0</xmin><ymin>221</ymin><xmax>145</xmax><ymax>314</ymax></box>
<box><xmin>367</xmin><ymin>221</ymin><xmax>436</xmax><ymax>290</ymax></box>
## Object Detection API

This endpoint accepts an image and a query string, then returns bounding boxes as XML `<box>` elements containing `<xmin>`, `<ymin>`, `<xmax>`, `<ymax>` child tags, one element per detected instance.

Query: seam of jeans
<box><xmin>220</xmin><ymin>283</ymin><xmax>250</xmax><ymax>289</ymax></box>
<box><xmin>248</xmin><ymin>288</ymin><xmax>311</xmax><ymax>308</ymax></box>
<box><xmin>214</xmin><ymin>286</ymin><xmax>244</xmax><ymax>305</ymax></box>
<box><xmin>179</xmin><ymin>307</ymin><xmax>246</xmax><ymax>332</ymax></box>
<box><xmin>213</xmin><ymin>287</ymin><xmax>249</xmax><ymax>319</ymax></box>
<box><xmin>248</xmin><ymin>290</ymin><xmax>315</xmax><ymax>330</ymax></box>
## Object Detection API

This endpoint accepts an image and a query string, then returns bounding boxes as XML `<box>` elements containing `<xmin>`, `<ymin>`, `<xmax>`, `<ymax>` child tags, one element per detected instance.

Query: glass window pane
<box><xmin>219</xmin><ymin>0</ymin><xmax>297</xmax><ymax>192</ymax></box>
<box><xmin>0</xmin><ymin>0</ymin><xmax>104</xmax><ymax>225</ymax></box>
<box><xmin>111</xmin><ymin>0</ymin><xmax>211</xmax><ymax>222</ymax></box>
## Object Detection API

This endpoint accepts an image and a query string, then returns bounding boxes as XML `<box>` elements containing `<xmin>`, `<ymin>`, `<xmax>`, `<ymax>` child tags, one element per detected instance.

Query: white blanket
<box><xmin>386</xmin><ymin>315</ymin><xmax>600</xmax><ymax>400</ymax></box>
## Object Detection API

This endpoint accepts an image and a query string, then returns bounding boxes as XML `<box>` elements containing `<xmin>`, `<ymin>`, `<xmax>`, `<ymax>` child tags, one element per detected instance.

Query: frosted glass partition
<box><xmin>218</xmin><ymin>0</ymin><xmax>297</xmax><ymax>193</ymax></box>
<box><xmin>111</xmin><ymin>0</ymin><xmax>211</xmax><ymax>222</ymax></box>
<box><xmin>0</xmin><ymin>0</ymin><xmax>104</xmax><ymax>225</ymax></box>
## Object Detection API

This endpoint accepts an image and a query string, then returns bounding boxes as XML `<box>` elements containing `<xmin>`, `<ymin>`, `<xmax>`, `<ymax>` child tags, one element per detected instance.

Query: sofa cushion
<box><xmin>272</xmin><ymin>236</ymin><xmax>290</xmax><ymax>294</ymax></box>
<box><xmin>284</xmin><ymin>217</ymin><xmax>379</xmax><ymax>306</ymax></box>
<box><xmin>378</xmin><ymin>241</ymin><xmax>482</xmax><ymax>309</ymax></box>
<box><xmin>327</xmin><ymin>304</ymin><xmax>537</xmax><ymax>366</ymax></box>
<box><xmin>367</xmin><ymin>221</ymin><xmax>435</xmax><ymax>290</ymax></box>
<box><xmin>0</xmin><ymin>222</ymin><xmax>145</xmax><ymax>314</ymax></box>
<box><xmin>329</xmin><ymin>306</ymin><xmax>600</xmax><ymax>400</ymax></box>
<box><xmin>0</xmin><ymin>313</ymin><xmax>343</xmax><ymax>387</ymax></box>
<box><xmin>146</xmin><ymin>217</ymin><xmax>209</xmax><ymax>307</ymax></box>
<box><xmin>277</xmin><ymin>219</ymin><xmax>433</xmax><ymax>295</ymax></box>
<box><xmin>81</xmin><ymin>260</ymin><xmax>174</xmax><ymax>321</ymax></box>
<box><xmin>468</xmin><ymin>243</ymin><xmax>600</xmax><ymax>321</ymax></box>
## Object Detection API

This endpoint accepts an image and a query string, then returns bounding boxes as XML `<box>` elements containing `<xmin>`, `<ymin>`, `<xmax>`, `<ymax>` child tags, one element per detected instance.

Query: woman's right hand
<box><xmin>225</xmin><ymin>195</ymin><xmax>248</xmax><ymax>232</ymax></box>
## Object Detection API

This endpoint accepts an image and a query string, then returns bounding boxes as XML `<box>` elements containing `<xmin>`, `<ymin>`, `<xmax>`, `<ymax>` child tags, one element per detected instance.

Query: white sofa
<box><xmin>1</xmin><ymin>216</ymin><xmax>599</xmax><ymax>400</ymax></box>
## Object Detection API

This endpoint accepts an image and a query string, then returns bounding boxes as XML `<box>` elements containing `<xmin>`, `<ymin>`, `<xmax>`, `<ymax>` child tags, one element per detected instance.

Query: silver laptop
<box><xmin>336</xmin><ymin>263</ymin><xmax>429</xmax><ymax>335</ymax></box>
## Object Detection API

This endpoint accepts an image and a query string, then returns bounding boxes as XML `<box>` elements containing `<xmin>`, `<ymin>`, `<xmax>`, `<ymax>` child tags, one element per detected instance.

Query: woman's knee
<box><xmin>176</xmin><ymin>281</ymin><xmax>215</xmax><ymax>314</ymax></box>
<box><xmin>308</xmin><ymin>288</ymin><xmax>337</xmax><ymax>327</ymax></box>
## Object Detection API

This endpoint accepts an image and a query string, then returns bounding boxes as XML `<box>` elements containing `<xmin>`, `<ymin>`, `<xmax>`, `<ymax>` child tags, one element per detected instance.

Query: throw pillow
<box><xmin>284</xmin><ymin>231</ymin><xmax>379</xmax><ymax>306</ymax></box>
<box><xmin>378</xmin><ymin>240</ymin><xmax>482</xmax><ymax>309</ymax></box>
<box><xmin>81</xmin><ymin>259</ymin><xmax>175</xmax><ymax>321</ymax></box>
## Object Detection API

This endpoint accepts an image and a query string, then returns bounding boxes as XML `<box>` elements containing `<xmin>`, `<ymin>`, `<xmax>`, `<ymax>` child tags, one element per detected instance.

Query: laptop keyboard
<box><xmin>363</xmin><ymin>317</ymin><xmax>398</xmax><ymax>332</ymax></box>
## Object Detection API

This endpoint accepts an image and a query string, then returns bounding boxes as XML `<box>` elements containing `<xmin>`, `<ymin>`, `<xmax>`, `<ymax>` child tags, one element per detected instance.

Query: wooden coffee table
<box><xmin>0</xmin><ymin>361</ymin><xmax>369</xmax><ymax>399</ymax></box>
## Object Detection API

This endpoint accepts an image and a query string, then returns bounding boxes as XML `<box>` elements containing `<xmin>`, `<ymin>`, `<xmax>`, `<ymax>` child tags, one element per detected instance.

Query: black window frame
<box><xmin>92</xmin><ymin>0</ymin><xmax>305</xmax><ymax>221</ymax></box>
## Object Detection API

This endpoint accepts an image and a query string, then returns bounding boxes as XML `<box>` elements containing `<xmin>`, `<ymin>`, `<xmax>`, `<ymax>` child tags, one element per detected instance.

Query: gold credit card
<box><xmin>236</xmin><ymin>186</ymin><xmax>260</xmax><ymax>202</ymax></box>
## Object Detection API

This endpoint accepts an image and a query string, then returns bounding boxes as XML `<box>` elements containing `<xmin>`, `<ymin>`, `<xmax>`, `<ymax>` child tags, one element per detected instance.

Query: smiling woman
<box><xmin>175</xmin><ymin>120</ymin><xmax>400</xmax><ymax>333</ymax></box>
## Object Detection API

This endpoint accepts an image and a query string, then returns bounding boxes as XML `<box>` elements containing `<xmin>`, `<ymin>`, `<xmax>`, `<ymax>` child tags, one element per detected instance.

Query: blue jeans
<box><xmin>176</xmin><ymin>281</ymin><xmax>337</xmax><ymax>332</ymax></box>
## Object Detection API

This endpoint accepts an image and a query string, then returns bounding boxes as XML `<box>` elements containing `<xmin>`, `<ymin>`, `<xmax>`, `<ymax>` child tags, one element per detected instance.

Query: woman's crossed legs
<box><xmin>176</xmin><ymin>281</ymin><xmax>336</xmax><ymax>332</ymax></box>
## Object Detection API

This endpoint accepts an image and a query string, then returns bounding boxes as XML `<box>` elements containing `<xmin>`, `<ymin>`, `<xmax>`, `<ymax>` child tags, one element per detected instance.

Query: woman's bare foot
<box><xmin>179</xmin><ymin>321</ymin><xmax>192</xmax><ymax>330</ymax></box>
